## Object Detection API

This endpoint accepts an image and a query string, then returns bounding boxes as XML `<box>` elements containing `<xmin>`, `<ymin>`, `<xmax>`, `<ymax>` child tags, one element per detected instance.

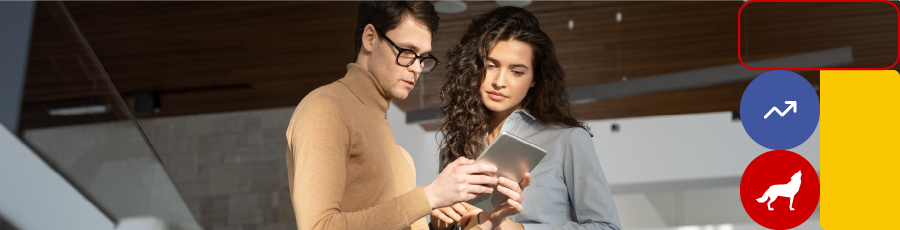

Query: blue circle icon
<box><xmin>741</xmin><ymin>70</ymin><xmax>819</xmax><ymax>150</ymax></box>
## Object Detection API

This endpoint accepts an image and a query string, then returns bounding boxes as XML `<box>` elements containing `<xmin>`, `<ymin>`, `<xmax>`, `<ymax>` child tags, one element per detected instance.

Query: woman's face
<box><xmin>480</xmin><ymin>39</ymin><xmax>535</xmax><ymax>114</ymax></box>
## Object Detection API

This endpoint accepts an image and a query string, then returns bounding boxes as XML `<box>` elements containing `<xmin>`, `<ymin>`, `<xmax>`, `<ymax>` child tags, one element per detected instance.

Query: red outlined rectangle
<box><xmin>738</xmin><ymin>0</ymin><xmax>900</xmax><ymax>70</ymax></box>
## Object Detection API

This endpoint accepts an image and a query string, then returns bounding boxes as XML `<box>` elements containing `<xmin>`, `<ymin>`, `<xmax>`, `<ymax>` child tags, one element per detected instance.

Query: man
<box><xmin>285</xmin><ymin>2</ymin><xmax>500</xmax><ymax>230</ymax></box>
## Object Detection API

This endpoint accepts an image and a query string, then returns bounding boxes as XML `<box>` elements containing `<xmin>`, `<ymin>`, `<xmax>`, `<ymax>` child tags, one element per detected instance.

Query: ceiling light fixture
<box><xmin>48</xmin><ymin>105</ymin><xmax>108</xmax><ymax>116</ymax></box>
<box><xmin>496</xmin><ymin>0</ymin><xmax>531</xmax><ymax>8</ymax></box>
<box><xmin>435</xmin><ymin>1</ymin><xmax>467</xmax><ymax>14</ymax></box>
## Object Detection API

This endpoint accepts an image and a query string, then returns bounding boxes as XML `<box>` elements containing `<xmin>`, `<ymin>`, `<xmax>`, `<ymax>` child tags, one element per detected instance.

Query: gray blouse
<box><xmin>481</xmin><ymin>110</ymin><xmax>621</xmax><ymax>230</ymax></box>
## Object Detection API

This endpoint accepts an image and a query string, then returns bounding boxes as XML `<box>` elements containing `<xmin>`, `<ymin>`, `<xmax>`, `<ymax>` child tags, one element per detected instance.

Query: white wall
<box><xmin>587</xmin><ymin>112</ymin><xmax>819</xmax><ymax>228</ymax></box>
<box><xmin>387</xmin><ymin>103</ymin><xmax>440</xmax><ymax>187</ymax></box>
<box><xmin>590</xmin><ymin>111</ymin><xmax>819</xmax><ymax>187</ymax></box>
<box><xmin>0</xmin><ymin>123</ymin><xmax>115</xmax><ymax>230</ymax></box>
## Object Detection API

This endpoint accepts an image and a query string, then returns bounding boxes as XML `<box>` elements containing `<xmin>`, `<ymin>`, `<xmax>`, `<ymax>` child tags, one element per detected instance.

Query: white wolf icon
<box><xmin>756</xmin><ymin>170</ymin><xmax>802</xmax><ymax>211</ymax></box>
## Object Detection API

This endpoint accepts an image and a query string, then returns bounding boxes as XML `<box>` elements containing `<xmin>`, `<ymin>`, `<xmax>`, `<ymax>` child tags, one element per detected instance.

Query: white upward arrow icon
<box><xmin>764</xmin><ymin>101</ymin><xmax>797</xmax><ymax>119</ymax></box>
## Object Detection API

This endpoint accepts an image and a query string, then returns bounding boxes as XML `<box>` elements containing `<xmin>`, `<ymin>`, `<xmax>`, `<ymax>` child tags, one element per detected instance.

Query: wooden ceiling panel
<box><xmin>21</xmin><ymin>1</ymin><xmax>895</xmax><ymax>129</ymax></box>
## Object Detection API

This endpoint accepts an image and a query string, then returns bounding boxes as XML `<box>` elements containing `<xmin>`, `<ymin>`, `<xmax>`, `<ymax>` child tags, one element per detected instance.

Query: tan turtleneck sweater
<box><xmin>285</xmin><ymin>63</ymin><xmax>431</xmax><ymax>230</ymax></box>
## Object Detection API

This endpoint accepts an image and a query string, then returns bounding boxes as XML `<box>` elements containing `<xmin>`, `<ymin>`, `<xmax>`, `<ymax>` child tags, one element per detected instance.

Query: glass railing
<box><xmin>15</xmin><ymin>2</ymin><xmax>202</xmax><ymax>230</ymax></box>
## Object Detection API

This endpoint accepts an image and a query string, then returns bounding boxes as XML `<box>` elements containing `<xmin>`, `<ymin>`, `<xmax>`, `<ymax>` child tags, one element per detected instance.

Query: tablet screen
<box><xmin>469</xmin><ymin>131</ymin><xmax>547</xmax><ymax>212</ymax></box>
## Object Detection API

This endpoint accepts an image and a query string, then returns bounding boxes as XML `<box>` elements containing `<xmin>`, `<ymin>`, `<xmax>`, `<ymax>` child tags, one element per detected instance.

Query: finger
<box><xmin>496</xmin><ymin>183</ymin><xmax>522</xmax><ymax>202</ymax></box>
<box><xmin>459</xmin><ymin>163</ymin><xmax>498</xmax><ymax>175</ymax></box>
<box><xmin>461</xmin><ymin>202</ymin><xmax>480</xmax><ymax>212</ymax></box>
<box><xmin>466</xmin><ymin>184</ymin><xmax>494</xmax><ymax>195</ymax></box>
<box><xmin>456</xmin><ymin>157</ymin><xmax>474</xmax><ymax>165</ymax></box>
<box><xmin>507</xmin><ymin>198</ymin><xmax>523</xmax><ymax>212</ymax></box>
<box><xmin>520</xmin><ymin>173</ymin><xmax>532</xmax><ymax>189</ymax></box>
<box><xmin>460</xmin><ymin>202</ymin><xmax>484</xmax><ymax>216</ymax></box>
<box><xmin>465</xmin><ymin>174</ymin><xmax>498</xmax><ymax>186</ymax></box>
<box><xmin>447</xmin><ymin>157</ymin><xmax>466</xmax><ymax>168</ymax></box>
<box><xmin>439</xmin><ymin>207</ymin><xmax>462</xmax><ymax>221</ymax></box>
<box><xmin>439</xmin><ymin>208</ymin><xmax>460</xmax><ymax>222</ymax></box>
<box><xmin>494</xmin><ymin>199</ymin><xmax>523</xmax><ymax>217</ymax></box>
<box><xmin>431</xmin><ymin>212</ymin><xmax>450</xmax><ymax>230</ymax></box>
<box><xmin>449</xmin><ymin>157</ymin><xmax>473</xmax><ymax>168</ymax></box>
<box><xmin>432</xmin><ymin>209</ymin><xmax>455</xmax><ymax>224</ymax></box>
<box><xmin>450</xmin><ymin>203</ymin><xmax>468</xmax><ymax>215</ymax></box>
<box><xmin>498</xmin><ymin>177</ymin><xmax>522</xmax><ymax>193</ymax></box>
<box><xmin>462</xmin><ymin>157</ymin><xmax>474</xmax><ymax>164</ymax></box>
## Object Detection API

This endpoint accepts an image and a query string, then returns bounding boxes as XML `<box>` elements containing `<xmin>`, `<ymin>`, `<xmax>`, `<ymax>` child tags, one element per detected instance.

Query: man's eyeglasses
<box><xmin>374</xmin><ymin>30</ymin><xmax>440</xmax><ymax>74</ymax></box>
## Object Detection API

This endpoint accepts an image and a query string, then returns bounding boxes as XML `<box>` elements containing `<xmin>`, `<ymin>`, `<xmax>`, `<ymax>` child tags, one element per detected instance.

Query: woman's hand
<box><xmin>477</xmin><ymin>173</ymin><xmax>531</xmax><ymax>230</ymax></box>
<box><xmin>430</xmin><ymin>203</ymin><xmax>480</xmax><ymax>230</ymax></box>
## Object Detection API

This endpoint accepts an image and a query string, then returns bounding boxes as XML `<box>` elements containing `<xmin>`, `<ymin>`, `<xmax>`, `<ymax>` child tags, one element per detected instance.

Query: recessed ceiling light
<box><xmin>496</xmin><ymin>0</ymin><xmax>531</xmax><ymax>8</ymax></box>
<box><xmin>616</xmin><ymin>12</ymin><xmax>622</xmax><ymax>23</ymax></box>
<box><xmin>48</xmin><ymin>105</ymin><xmax>108</xmax><ymax>116</ymax></box>
<box><xmin>435</xmin><ymin>1</ymin><xmax>467</xmax><ymax>14</ymax></box>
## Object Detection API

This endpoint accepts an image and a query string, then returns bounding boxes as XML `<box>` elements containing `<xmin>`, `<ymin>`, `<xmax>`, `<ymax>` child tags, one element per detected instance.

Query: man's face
<box><xmin>367</xmin><ymin>16</ymin><xmax>432</xmax><ymax>100</ymax></box>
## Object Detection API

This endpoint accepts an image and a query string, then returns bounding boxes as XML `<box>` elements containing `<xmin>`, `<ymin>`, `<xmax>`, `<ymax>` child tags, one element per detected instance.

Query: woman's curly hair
<box><xmin>438</xmin><ymin>6</ymin><xmax>590</xmax><ymax>168</ymax></box>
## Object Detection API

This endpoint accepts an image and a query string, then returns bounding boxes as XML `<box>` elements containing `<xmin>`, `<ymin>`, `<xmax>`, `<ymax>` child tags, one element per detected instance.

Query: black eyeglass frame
<box><xmin>373</xmin><ymin>29</ymin><xmax>441</xmax><ymax>74</ymax></box>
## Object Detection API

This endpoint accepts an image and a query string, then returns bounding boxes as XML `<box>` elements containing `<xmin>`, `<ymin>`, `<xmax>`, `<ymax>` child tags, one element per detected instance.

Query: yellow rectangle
<box><xmin>821</xmin><ymin>70</ymin><xmax>900</xmax><ymax>229</ymax></box>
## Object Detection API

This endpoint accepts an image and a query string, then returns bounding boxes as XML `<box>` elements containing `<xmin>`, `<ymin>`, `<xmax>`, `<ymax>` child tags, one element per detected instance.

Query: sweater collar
<box><xmin>338</xmin><ymin>63</ymin><xmax>392</xmax><ymax>114</ymax></box>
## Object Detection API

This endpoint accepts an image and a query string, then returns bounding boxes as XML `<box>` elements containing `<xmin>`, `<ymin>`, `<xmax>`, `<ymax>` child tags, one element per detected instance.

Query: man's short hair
<box><xmin>354</xmin><ymin>1</ymin><xmax>440</xmax><ymax>61</ymax></box>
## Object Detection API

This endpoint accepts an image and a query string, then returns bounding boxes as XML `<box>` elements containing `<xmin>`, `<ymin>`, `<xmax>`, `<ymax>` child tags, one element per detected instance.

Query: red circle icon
<box><xmin>740</xmin><ymin>150</ymin><xmax>819</xmax><ymax>230</ymax></box>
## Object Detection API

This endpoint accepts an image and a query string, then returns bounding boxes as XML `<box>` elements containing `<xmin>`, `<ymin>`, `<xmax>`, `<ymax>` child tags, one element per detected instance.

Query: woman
<box><xmin>431</xmin><ymin>6</ymin><xmax>621</xmax><ymax>230</ymax></box>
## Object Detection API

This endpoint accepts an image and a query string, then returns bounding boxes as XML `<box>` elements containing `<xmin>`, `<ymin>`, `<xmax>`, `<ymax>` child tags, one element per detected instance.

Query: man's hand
<box><xmin>477</xmin><ymin>173</ymin><xmax>531</xmax><ymax>230</ymax></box>
<box><xmin>424</xmin><ymin>157</ymin><xmax>498</xmax><ymax>209</ymax></box>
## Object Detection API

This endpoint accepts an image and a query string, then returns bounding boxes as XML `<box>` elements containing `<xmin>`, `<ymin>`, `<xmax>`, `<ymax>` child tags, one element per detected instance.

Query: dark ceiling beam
<box><xmin>406</xmin><ymin>46</ymin><xmax>852</xmax><ymax>124</ymax></box>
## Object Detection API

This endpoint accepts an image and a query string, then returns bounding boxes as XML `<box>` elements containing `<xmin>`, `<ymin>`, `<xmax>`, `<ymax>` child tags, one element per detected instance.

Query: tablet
<box><xmin>468</xmin><ymin>131</ymin><xmax>547</xmax><ymax>212</ymax></box>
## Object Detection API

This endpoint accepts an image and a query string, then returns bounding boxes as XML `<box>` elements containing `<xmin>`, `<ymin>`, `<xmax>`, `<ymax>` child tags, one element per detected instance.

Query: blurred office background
<box><xmin>2</xmin><ymin>1</ymin><xmax>896</xmax><ymax>230</ymax></box>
